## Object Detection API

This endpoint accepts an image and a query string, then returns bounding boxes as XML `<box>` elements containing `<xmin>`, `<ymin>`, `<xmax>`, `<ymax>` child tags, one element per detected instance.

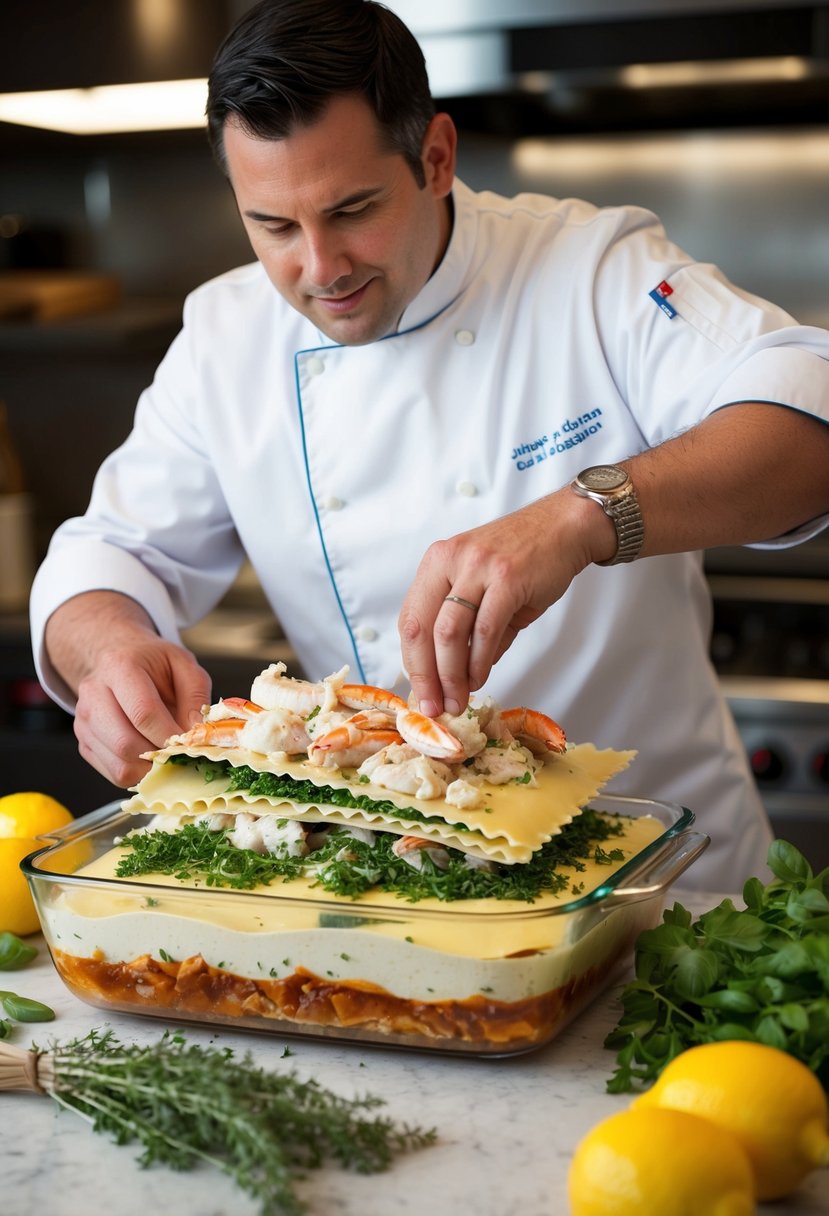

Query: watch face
<box><xmin>578</xmin><ymin>465</ymin><xmax>629</xmax><ymax>492</ymax></box>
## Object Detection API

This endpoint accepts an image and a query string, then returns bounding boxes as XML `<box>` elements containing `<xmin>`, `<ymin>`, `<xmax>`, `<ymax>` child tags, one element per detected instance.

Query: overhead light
<box><xmin>512</xmin><ymin>128</ymin><xmax>829</xmax><ymax>180</ymax></box>
<box><xmin>620</xmin><ymin>56</ymin><xmax>810</xmax><ymax>90</ymax></box>
<box><xmin>0</xmin><ymin>78</ymin><xmax>208</xmax><ymax>135</ymax></box>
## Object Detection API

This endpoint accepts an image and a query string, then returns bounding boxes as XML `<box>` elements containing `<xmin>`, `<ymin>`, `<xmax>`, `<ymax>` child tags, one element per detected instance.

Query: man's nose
<box><xmin>304</xmin><ymin>230</ymin><xmax>352</xmax><ymax>290</ymax></box>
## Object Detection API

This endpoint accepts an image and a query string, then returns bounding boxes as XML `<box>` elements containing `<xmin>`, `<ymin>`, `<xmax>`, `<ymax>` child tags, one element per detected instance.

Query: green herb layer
<box><xmin>116</xmin><ymin>808</ymin><xmax>627</xmax><ymax>903</ymax></box>
<box><xmin>171</xmin><ymin>753</ymin><xmax>438</xmax><ymax>818</ymax></box>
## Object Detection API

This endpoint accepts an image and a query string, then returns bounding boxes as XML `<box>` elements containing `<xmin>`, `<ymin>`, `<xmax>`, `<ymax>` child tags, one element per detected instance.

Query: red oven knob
<box><xmin>750</xmin><ymin>745</ymin><xmax>787</xmax><ymax>784</ymax></box>
<box><xmin>811</xmin><ymin>751</ymin><xmax>829</xmax><ymax>785</ymax></box>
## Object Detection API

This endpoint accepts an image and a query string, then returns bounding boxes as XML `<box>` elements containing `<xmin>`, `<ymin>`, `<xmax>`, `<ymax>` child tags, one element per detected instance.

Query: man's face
<box><xmin>224</xmin><ymin>94</ymin><xmax>456</xmax><ymax>345</ymax></box>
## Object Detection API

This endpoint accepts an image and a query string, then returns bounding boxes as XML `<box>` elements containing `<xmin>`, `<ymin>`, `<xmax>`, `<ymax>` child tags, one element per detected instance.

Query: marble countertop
<box><xmin>3</xmin><ymin>891</ymin><xmax>828</xmax><ymax>1216</ymax></box>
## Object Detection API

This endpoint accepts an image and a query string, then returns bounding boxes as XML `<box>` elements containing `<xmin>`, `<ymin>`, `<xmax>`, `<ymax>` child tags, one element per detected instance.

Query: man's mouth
<box><xmin>314</xmin><ymin>280</ymin><xmax>372</xmax><ymax>314</ymax></box>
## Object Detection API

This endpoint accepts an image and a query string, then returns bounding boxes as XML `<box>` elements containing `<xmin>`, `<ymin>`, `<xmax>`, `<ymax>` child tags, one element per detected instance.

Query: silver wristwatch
<box><xmin>571</xmin><ymin>465</ymin><xmax>645</xmax><ymax>565</ymax></box>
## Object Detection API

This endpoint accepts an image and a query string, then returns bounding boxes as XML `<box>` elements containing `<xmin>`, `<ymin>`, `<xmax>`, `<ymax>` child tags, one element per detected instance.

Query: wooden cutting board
<box><xmin>0</xmin><ymin>271</ymin><xmax>121</xmax><ymax>321</ymax></box>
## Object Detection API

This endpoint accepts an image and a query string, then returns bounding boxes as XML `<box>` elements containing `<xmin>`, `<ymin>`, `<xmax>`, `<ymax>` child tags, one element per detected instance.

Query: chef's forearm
<box><xmin>44</xmin><ymin>590</ymin><xmax>160</xmax><ymax>696</ymax></box>
<box><xmin>621</xmin><ymin>402</ymin><xmax>829</xmax><ymax>559</ymax></box>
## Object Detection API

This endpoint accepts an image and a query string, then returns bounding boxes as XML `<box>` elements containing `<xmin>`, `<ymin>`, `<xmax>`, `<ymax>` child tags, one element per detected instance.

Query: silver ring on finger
<box><xmin>444</xmin><ymin>594</ymin><xmax>480</xmax><ymax>613</ymax></box>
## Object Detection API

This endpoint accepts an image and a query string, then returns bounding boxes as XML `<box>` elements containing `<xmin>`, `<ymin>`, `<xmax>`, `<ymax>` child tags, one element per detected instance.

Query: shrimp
<box><xmin>392</xmin><ymin>833</ymin><xmax>494</xmax><ymax>873</ymax></box>
<box><xmin>170</xmin><ymin>707</ymin><xmax>311</xmax><ymax>755</ymax></box>
<box><xmin>499</xmin><ymin>707</ymin><xmax>567</xmax><ymax>754</ymax></box>
<box><xmin>395</xmin><ymin>707</ymin><xmax>466</xmax><ymax>762</ymax></box>
<box><xmin>205</xmin><ymin>697</ymin><xmax>263</xmax><ymax>722</ymax></box>
<box><xmin>391</xmin><ymin>835</ymin><xmax>451</xmax><ymax>872</ymax></box>
<box><xmin>169</xmin><ymin>717</ymin><xmax>249</xmax><ymax>749</ymax></box>
<box><xmin>307</xmin><ymin>720</ymin><xmax>403</xmax><ymax>769</ymax></box>
<box><xmin>342</xmin><ymin>709</ymin><xmax>399</xmax><ymax>731</ymax></box>
<box><xmin>251</xmin><ymin>661</ymin><xmax>348</xmax><ymax>715</ymax></box>
<box><xmin>336</xmin><ymin>681</ymin><xmax>466</xmax><ymax>762</ymax></box>
<box><xmin>338</xmin><ymin>683</ymin><xmax>407</xmax><ymax>716</ymax></box>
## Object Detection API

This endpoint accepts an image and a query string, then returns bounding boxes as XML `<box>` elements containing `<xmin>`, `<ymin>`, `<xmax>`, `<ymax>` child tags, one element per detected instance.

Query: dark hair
<box><xmin>206</xmin><ymin>0</ymin><xmax>435</xmax><ymax>186</ymax></box>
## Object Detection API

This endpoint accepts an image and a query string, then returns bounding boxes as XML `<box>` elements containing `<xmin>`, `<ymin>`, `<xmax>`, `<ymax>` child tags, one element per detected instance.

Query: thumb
<box><xmin>170</xmin><ymin>659</ymin><xmax>212</xmax><ymax>730</ymax></box>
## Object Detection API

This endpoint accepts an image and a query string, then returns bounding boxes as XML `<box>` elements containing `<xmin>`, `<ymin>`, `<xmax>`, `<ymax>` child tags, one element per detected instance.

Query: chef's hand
<box><xmin>44</xmin><ymin>591</ymin><xmax>211</xmax><ymax>788</ymax></box>
<box><xmin>399</xmin><ymin>487</ymin><xmax>616</xmax><ymax>715</ymax></box>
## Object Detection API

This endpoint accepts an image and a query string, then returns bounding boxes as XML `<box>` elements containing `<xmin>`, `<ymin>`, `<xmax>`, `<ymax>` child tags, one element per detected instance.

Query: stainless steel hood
<box><xmin>2</xmin><ymin>1</ymin><xmax>828</xmax><ymax>137</ymax></box>
<box><xmin>383</xmin><ymin>0</ymin><xmax>829</xmax><ymax>132</ymax></box>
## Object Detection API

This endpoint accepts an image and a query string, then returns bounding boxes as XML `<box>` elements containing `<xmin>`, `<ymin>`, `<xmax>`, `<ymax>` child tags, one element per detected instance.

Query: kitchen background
<box><xmin>1</xmin><ymin>0</ymin><xmax>828</xmax><ymax>865</ymax></box>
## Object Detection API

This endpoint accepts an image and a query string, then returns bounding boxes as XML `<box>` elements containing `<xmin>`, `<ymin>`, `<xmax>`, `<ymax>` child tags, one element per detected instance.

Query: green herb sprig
<box><xmin>27</xmin><ymin>1028</ymin><xmax>436</xmax><ymax>1215</ymax></box>
<box><xmin>605</xmin><ymin>840</ymin><xmax>829</xmax><ymax>1093</ymax></box>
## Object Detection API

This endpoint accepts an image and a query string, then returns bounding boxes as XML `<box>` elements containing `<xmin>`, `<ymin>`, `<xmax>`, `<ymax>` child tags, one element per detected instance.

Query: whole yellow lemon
<box><xmin>0</xmin><ymin>791</ymin><xmax>74</xmax><ymax>840</ymax></box>
<box><xmin>635</xmin><ymin>1040</ymin><xmax>829</xmax><ymax>1200</ymax></box>
<box><xmin>568</xmin><ymin>1105</ymin><xmax>755</xmax><ymax>1216</ymax></box>
<box><xmin>0</xmin><ymin>836</ymin><xmax>43</xmax><ymax>936</ymax></box>
<box><xmin>0</xmin><ymin>791</ymin><xmax>74</xmax><ymax>936</ymax></box>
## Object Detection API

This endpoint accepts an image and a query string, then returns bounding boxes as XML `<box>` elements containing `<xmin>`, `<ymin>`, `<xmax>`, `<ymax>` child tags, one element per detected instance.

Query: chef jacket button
<box><xmin>356</xmin><ymin>625</ymin><xmax>378</xmax><ymax>642</ymax></box>
<box><xmin>454</xmin><ymin>328</ymin><xmax>475</xmax><ymax>346</ymax></box>
<box><xmin>456</xmin><ymin>480</ymin><xmax>478</xmax><ymax>497</ymax></box>
<box><xmin>305</xmin><ymin>355</ymin><xmax>325</xmax><ymax>376</ymax></box>
<box><xmin>324</xmin><ymin>495</ymin><xmax>344</xmax><ymax>511</ymax></box>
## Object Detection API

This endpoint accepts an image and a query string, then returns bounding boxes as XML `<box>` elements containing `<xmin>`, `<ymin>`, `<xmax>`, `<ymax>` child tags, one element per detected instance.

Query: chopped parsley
<box><xmin>115</xmin><ymin>807</ymin><xmax>628</xmax><ymax>904</ymax></box>
<box><xmin>168</xmin><ymin>754</ymin><xmax>435</xmax><ymax>824</ymax></box>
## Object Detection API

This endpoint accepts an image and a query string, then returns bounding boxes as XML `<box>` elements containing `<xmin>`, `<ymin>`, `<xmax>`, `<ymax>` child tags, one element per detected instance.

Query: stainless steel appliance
<box><xmin>707</xmin><ymin>536</ymin><xmax>829</xmax><ymax>871</ymax></box>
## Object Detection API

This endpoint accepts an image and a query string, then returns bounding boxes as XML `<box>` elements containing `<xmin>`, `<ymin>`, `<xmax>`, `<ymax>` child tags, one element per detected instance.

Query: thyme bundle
<box><xmin>0</xmin><ymin>1028</ymin><xmax>436</xmax><ymax>1215</ymax></box>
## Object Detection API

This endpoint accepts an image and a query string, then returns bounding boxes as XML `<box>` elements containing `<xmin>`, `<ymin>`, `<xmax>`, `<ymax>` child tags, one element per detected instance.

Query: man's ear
<box><xmin>422</xmin><ymin>112</ymin><xmax>457</xmax><ymax>197</ymax></box>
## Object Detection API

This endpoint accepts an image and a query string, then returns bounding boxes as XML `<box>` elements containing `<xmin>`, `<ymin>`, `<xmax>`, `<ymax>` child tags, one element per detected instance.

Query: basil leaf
<box><xmin>0</xmin><ymin>932</ymin><xmax>38</xmax><ymax>970</ymax></box>
<box><xmin>673</xmin><ymin>948</ymin><xmax>719</xmax><ymax>1000</ymax></box>
<box><xmin>768</xmin><ymin>840</ymin><xmax>812</xmax><ymax>884</ymax></box>
<box><xmin>0</xmin><ymin>992</ymin><xmax>56</xmax><ymax>1022</ymax></box>
<box><xmin>695</xmin><ymin>988</ymin><xmax>759</xmax><ymax>1013</ymax></box>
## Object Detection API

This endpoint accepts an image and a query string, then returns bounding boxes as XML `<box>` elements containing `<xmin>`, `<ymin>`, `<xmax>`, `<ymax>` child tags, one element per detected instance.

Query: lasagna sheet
<box><xmin>123</xmin><ymin>742</ymin><xmax>635</xmax><ymax>864</ymax></box>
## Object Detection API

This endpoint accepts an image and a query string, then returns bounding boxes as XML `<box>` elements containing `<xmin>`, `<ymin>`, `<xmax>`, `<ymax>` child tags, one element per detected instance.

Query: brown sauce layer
<box><xmin>52</xmin><ymin>948</ymin><xmax>616</xmax><ymax>1047</ymax></box>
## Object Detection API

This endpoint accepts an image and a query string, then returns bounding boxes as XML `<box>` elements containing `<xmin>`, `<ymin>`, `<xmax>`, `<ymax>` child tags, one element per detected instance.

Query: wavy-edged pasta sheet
<box><xmin>122</xmin><ymin>743</ymin><xmax>635</xmax><ymax>865</ymax></box>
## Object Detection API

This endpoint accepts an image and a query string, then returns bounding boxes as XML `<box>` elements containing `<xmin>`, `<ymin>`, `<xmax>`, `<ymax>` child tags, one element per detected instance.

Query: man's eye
<box><xmin>336</xmin><ymin>204</ymin><xmax>371</xmax><ymax>220</ymax></box>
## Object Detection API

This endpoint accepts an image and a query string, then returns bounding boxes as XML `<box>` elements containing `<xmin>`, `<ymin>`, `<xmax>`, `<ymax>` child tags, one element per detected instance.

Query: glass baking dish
<box><xmin>22</xmin><ymin>795</ymin><xmax>707</xmax><ymax>1057</ymax></box>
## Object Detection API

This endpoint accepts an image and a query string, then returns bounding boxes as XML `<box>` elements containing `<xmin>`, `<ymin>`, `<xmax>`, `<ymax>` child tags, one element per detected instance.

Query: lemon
<box><xmin>0</xmin><ymin>791</ymin><xmax>74</xmax><ymax>840</ymax></box>
<box><xmin>0</xmin><ymin>836</ymin><xmax>43</xmax><ymax>936</ymax></box>
<box><xmin>635</xmin><ymin>1041</ymin><xmax>829</xmax><ymax>1200</ymax></box>
<box><xmin>0</xmin><ymin>791</ymin><xmax>74</xmax><ymax>937</ymax></box>
<box><xmin>568</xmin><ymin>1106</ymin><xmax>755</xmax><ymax>1216</ymax></box>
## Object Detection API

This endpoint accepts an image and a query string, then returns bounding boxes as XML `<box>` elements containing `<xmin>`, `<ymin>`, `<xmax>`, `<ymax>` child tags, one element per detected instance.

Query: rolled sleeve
<box><xmin>708</xmin><ymin>342</ymin><xmax>829</xmax><ymax>546</ymax></box>
<box><xmin>30</xmin><ymin>539</ymin><xmax>184</xmax><ymax>712</ymax></box>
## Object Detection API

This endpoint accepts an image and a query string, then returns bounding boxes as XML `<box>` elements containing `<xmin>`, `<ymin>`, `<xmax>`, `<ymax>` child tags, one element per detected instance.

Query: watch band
<box><xmin>571</xmin><ymin>465</ymin><xmax>645</xmax><ymax>566</ymax></box>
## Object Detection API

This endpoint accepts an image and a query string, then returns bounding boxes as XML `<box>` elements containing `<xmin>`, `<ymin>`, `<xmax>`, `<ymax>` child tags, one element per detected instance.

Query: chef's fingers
<box><xmin>73</xmin><ymin>645</ymin><xmax>210</xmax><ymax>787</ymax></box>
<box><xmin>74</xmin><ymin>681</ymin><xmax>156</xmax><ymax>788</ymax></box>
<box><xmin>166</xmin><ymin>650</ymin><xmax>213</xmax><ymax>731</ymax></box>
<box><xmin>428</xmin><ymin>593</ymin><xmax>483</xmax><ymax>712</ymax></box>
<box><xmin>428</xmin><ymin>586</ymin><xmax>529</xmax><ymax>710</ymax></box>
<box><xmin>468</xmin><ymin>618</ymin><xmax>521</xmax><ymax>689</ymax></box>
<box><xmin>399</xmin><ymin>603</ymin><xmax>446</xmax><ymax>717</ymax></box>
<box><xmin>463</xmin><ymin>573</ymin><xmax>542</xmax><ymax>692</ymax></box>
<box><xmin>398</xmin><ymin>548</ymin><xmax>458</xmax><ymax>715</ymax></box>
<box><xmin>400</xmin><ymin>538</ymin><xmax>526</xmax><ymax>713</ymax></box>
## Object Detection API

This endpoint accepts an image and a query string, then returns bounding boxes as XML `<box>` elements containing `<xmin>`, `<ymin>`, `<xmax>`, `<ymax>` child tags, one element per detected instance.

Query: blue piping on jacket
<box><xmin>292</xmin><ymin>306</ymin><xmax>457</xmax><ymax>684</ymax></box>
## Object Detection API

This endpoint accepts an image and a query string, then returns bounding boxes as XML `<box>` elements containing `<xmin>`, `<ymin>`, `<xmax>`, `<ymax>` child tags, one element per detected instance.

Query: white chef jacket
<box><xmin>31</xmin><ymin>178</ymin><xmax>829</xmax><ymax>891</ymax></box>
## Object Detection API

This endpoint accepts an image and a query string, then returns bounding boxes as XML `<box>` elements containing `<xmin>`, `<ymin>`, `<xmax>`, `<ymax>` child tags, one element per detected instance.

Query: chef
<box><xmin>30</xmin><ymin>0</ymin><xmax>829</xmax><ymax>890</ymax></box>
